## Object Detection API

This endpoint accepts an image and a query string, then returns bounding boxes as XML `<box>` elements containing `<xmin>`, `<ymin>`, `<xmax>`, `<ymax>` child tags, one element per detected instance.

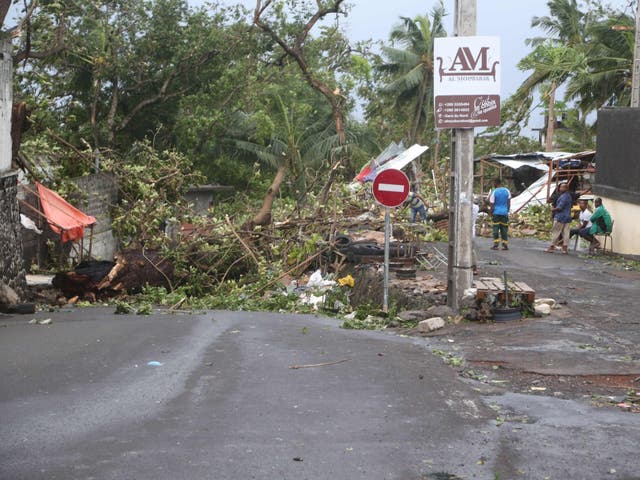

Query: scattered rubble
<box><xmin>0</xmin><ymin>282</ymin><xmax>36</xmax><ymax>314</ymax></box>
<box><xmin>417</xmin><ymin>317</ymin><xmax>445</xmax><ymax>333</ymax></box>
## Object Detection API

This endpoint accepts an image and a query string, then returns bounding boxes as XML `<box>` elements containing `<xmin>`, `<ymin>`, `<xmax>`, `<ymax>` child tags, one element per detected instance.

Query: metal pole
<box><xmin>632</xmin><ymin>1</ymin><xmax>640</xmax><ymax>108</ymax></box>
<box><xmin>447</xmin><ymin>0</ymin><xmax>476</xmax><ymax>311</ymax></box>
<box><xmin>383</xmin><ymin>207</ymin><xmax>390</xmax><ymax>313</ymax></box>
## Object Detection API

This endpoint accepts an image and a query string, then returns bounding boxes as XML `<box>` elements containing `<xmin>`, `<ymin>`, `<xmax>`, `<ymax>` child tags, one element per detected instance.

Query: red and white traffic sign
<box><xmin>372</xmin><ymin>169</ymin><xmax>410</xmax><ymax>208</ymax></box>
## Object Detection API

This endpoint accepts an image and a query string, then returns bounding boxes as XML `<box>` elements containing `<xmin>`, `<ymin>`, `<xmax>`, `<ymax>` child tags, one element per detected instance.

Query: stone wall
<box><xmin>0</xmin><ymin>172</ymin><xmax>26</xmax><ymax>294</ymax></box>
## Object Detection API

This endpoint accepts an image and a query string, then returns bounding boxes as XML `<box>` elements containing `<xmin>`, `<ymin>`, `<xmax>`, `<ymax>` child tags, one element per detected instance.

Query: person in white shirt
<box><xmin>570</xmin><ymin>198</ymin><xmax>595</xmax><ymax>246</ymax></box>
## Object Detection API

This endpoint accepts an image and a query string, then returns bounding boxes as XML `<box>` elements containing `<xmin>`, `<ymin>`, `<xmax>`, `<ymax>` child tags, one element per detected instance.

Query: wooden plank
<box><xmin>513</xmin><ymin>281</ymin><xmax>535</xmax><ymax>294</ymax></box>
<box><xmin>474</xmin><ymin>277</ymin><xmax>536</xmax><ymax>303</ymax></box>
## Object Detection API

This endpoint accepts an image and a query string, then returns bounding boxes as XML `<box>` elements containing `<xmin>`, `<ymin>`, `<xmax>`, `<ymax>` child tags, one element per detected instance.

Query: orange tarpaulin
<box><xmin>36</xmin><ymin>182</ymin><xmax>96</xmax><ymax>243</ymax></box>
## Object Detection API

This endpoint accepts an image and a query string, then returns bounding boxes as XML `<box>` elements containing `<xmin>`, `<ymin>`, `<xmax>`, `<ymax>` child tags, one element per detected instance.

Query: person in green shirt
<box><xmin>588</xmin><ymin>197</ymin><xmax>613</xmax><ymax>253</ymax></box>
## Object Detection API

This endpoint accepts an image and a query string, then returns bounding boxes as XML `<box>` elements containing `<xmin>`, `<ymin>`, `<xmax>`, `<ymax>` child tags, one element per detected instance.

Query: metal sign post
<box><xmin>372</xmin><ymin>169</ymin><xmax>410</xmax><ymax>313</ymax></box>
<box><xmin>383</xmin><ymin>207</ymin><xmax>391</xmax><ymax>312</ymax></box>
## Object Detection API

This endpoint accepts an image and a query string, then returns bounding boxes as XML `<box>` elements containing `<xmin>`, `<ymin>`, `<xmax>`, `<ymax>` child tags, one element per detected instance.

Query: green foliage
<box><xmin>432</xmin><ymin>349</ymin><xmax>464</xmax><ymax>367</ymax></box>
<box><xmin>105</xmin><ymin>140</ymin><xmax>205</xmax><ymax>247</ymax></box>
<box><xmin>423</xmin><ymin>226</ymin><xmax>448</xmax><ymax>243</ymax></box>
<box><xmin>512</xmin><ymin>204</ymin><xmax>553</xmax><ymax>239</ymax></box>
<box><xmin>287</xmin><ymin>233</ymin><xmax>324</xmax><ymax>265</ymax></box>
<box><xmin>114</xmin><ymin>300</ymin><xmax>133</xmax><ymax>314</ymax></box>
<box><xmin>135</xmin><ymin>282</ymin><xmax>317</xmax><ymax>313</ymax></box>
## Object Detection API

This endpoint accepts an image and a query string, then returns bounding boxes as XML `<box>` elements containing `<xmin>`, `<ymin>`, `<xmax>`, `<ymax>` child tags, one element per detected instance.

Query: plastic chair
<box><xmin>601</xmin><ymin>219</ymin><xmax>614</xmax><ymax>254</ymax></box>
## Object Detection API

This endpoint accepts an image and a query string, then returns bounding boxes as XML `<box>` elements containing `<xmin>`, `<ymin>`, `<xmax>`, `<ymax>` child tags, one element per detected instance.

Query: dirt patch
<box><xmin>461</xmin><ymin>362</ymin><xmax>640</xmax><ymax>412</ymax></box>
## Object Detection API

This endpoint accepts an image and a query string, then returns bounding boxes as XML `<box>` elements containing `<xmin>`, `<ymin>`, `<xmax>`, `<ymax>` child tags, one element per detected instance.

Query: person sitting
<box><xmin>570</xmin><ymin>197</ymin><xmax>597</xmax><ymax>250</ymax></box>
<box><xmin>588</xmin><ymin>197</ymin><xmax>613</xmax><ymax>253</ymax></box>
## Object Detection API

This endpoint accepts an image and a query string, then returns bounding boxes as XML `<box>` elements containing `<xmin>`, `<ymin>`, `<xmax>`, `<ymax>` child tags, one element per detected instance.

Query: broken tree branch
<box><xmin>225</xmin><ymin>215</ymin><xmax>260</xmax><ymax>266</ymax></box>
<box><xmin>289</xmin><ymin>358</ymin><xmax>350</xmax><ymax>369</ymax></box>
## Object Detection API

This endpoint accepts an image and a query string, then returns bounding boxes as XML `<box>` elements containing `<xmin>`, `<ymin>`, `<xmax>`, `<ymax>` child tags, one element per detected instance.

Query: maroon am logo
<box><xmin>436</xmin><ymin>46</ymin><xmax>500</xmax><ymax>82</ymax></box>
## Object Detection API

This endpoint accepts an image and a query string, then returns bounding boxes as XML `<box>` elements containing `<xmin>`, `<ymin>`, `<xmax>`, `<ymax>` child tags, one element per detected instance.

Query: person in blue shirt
<box><xmin>489</xmin><ymin>178</ymin><xmax>511</xmax><ymax>250</ymax></box>
<box><xmin>545</xmin><ymin>182</ymin><xmax>573</xmax><ymax>254</ymax></box>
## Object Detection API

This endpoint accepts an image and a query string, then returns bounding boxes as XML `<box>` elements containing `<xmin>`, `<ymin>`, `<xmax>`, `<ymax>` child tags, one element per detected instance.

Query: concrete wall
<box><xmin>595</xmin><ymin>196</ymin><xmax>639</xmax><ymax>257</ymax></box>
<box><xmin>71</xmin><ymin>173</ymin><xmax>119</xmax><ymax>261</ymax></box>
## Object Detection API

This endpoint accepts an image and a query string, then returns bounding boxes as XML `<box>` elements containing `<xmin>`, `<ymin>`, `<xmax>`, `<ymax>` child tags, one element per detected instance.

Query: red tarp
<box><xmin>36</xmin><ymin>182</ymin><xmax>96</xmax><ymax>243</ymax></box>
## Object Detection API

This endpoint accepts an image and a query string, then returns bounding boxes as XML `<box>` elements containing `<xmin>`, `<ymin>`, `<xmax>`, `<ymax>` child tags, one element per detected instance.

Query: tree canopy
<box><xmin>6</xmin><ymin>0</ymin><xmax>636</xmax><ymax>197</ymax></box>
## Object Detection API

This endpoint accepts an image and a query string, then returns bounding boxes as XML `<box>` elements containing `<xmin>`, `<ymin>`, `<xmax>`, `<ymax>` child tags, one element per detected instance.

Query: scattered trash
<box><xmin>298</xmin><ymin>293</ymin><xmax>325</xmax><ymax>309</ymax></box>
<box><xmin>530</xmin><ymin>386</ymin><xmax>547</xmax><ymax>391</ymax></box>
<box><xmin>147</xmin><ymin>361</ymin><xmax>164</xmax><ymax>367</ymax></box>
<box><xmin>28</xmin><ymin>318</ymin><xmax>52</xmax><ymax>325</ymax></box>
<box><xmin>535</xmin><ymin>298</ymin><xmax>557</xmax><ymax>309</ymax></box>
<box><xmin>292</xmin><ymin>457</ymin><xmax>303</xmax><ymax>462</ymax></box>
<box><xmin>307</xmin><ymin>269</ymin><xmax>336</xmax><ymax>288</ymax></box>
<box><xmin>343</xmin><ymin>311</ymin><xmax>357</xmax><ymax>320</ymax></box>
<box><xmin>534</xmin><ymin>303</ymin><xmax>552</xmax><ymax>316</ymax></box>
<box><xmin>337</xmin><ymin>274</ymin><xmax>355</xmax><ymax>287</ymax></box>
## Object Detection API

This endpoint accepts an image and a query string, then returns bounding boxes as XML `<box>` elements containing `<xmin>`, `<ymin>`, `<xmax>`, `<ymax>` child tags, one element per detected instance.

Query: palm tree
<box><xmin>518</xmin><ymin>41</ymin><xmax>588</xmax><ymax>150</ymax></box>
<box><xmin>514</xmin><ymin>1</ymin><xmax>636</xmax><ymax>150</ymax></box>
<box><xmin>377</xmin><ymin>2</ymin><xmax>447</xmax><ymax>156</ymax></box>
<box><xmin>565</xmin><ymin>10</ymin><xmax>635</xmax><ymax>111</ymax></box>
<box><xmin>515</xmin><ymin>0</ymin><xmax>589</xmax><ymax>150</ymax></box>
<box><xmin>529</xmin><ymin>0</ymin><xmax>586</xmax><ymax>47</ymax></box>
<box><xmin>231</xmin><ymin>94</ymin><xmax>333</xmax><ymax>229</ymax></box>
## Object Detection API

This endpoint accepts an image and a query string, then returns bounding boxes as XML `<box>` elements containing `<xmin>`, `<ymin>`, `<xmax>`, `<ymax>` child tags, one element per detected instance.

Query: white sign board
<box><xmin>434</xmin><ymin>36</ymin><xmax>501</xmax><ymax>128</ymax></box>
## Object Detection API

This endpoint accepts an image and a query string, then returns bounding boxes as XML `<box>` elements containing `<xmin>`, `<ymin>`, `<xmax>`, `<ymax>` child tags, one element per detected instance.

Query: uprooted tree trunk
<box><xmin>241</xmin><ymin>159</ymin><xmax>287</xmax><ymax>232</ymax></box>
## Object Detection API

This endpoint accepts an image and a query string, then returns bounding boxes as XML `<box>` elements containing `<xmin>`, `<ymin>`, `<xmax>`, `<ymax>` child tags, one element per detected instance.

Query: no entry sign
<box><xmin>372</xmin><ymin>169</ymin><xmax>410</xmax><ymax>208</ymax></box>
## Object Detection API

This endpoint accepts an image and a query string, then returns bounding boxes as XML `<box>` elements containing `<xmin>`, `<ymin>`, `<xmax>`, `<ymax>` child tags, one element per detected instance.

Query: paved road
<box><xmin>1</xmin><ymin>307</ymin><xmax>640</xmax><ymax>479</ymax></box>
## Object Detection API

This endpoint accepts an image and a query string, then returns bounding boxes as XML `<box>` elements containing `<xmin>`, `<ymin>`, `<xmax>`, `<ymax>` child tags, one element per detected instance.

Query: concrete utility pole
<box><xmin>632</xmin><ymin>0</ymin><xmax>640</xmax><ymax>108</ymax></box>
<box><xmin>0</xmin><ymin>37</ymin><xmax>11</xmax><ymax>172</ymax></box>
<box><xmin>447</xmin><ymin>0</ymin><xmax>476</xmax><ymax>312</ymax></box>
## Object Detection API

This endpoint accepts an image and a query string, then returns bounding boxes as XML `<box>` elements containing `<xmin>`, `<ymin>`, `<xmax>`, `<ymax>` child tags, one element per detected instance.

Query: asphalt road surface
<box><xmin>1</xmin><ymin>307</ymin><xmax>640</xmax><ymax>479</ymax></box>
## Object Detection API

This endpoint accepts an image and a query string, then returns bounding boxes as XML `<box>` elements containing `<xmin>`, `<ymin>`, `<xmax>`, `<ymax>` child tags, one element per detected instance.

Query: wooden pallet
<box><xmin>474</xmin><ymin>277</ymin><xmax>535</xmax><ymax>303</ymax></box>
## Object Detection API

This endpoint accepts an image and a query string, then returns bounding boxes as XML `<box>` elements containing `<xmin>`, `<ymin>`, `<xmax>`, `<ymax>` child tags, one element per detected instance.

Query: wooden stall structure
<box><xmin>18</xmin><ymin>182</ymin><xmax>96</xmax><ymax>267</ymax></box>
<box><xmin>474</xmin><ymin>151</ymin><xmax>596</xmax><ymax>210</ymax></box>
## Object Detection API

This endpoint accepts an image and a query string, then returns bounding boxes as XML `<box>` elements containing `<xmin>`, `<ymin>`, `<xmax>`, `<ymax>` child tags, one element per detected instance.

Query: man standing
<box><xmin>545</xmin><ymin>182</ymin><xmax>573</xmax><ymax>254</ymax></box>
<box><xmin>407</xmin><ymin>191</ymin><xmax>428</xmax><ymax>223</ymax></box>
<box><xmin>489</xmin><ymin>178</ymin><xmax>511</xmax><ymax>251</ymax></box>
<box><xmin>588</xmin><ymin>197</ymin><xmax>613</xmax><ymax>253</ymax></box>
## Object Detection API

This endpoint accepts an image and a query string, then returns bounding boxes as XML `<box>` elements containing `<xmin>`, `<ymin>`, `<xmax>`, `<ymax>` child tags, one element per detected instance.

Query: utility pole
<box><xmin>632</xmin><ymin>0</ymin><xmax>640</xmax><ymax>107</ymax></box>
<box><xmin>447</xmin><ymin>0</ymin><xmax>476</xmax><ymax>311</ymax></box>
<box><xmin>0</xmin><ymin>37</ymin><xmax>11</xmax><ymax>173</ymax></box>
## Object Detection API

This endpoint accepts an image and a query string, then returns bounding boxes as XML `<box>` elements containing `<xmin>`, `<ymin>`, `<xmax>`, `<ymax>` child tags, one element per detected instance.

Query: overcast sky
<box><xmin>6</xmin><ymin>0</ymin><xmax>634</xmax><ymax>132</ymax></box>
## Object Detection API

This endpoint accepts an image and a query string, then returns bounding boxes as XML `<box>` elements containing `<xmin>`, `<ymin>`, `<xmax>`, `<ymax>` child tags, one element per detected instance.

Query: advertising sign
<box><xmin>434</xmin><ymin>36</ymin><xmax>501</xmax><ymax>129</ymax></box>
